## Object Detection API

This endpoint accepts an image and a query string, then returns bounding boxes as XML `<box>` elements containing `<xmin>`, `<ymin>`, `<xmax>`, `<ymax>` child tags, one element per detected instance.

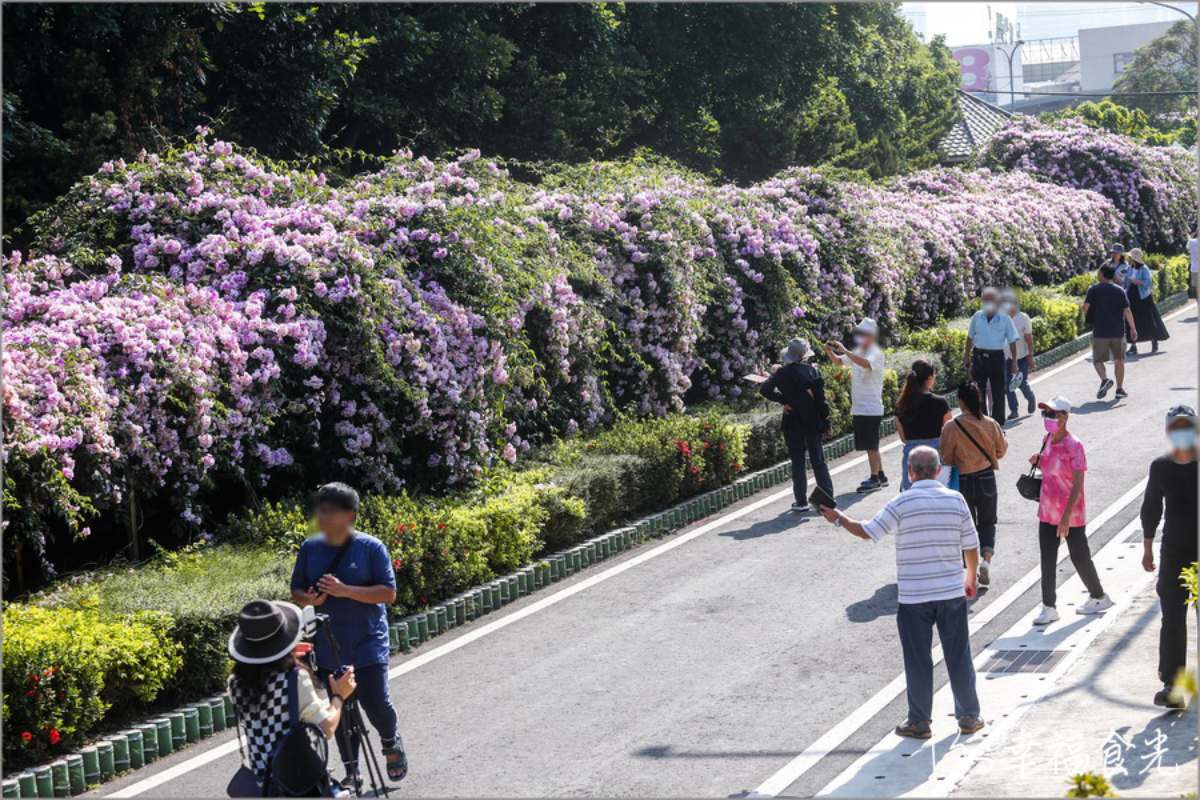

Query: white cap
<box><xmin>1038</xmin><ymin>396</ymin><xmax>1072</xmax><ymax>414</ymax></box>
<box><xmin>854</xmin><ymin>317</ymin><xmax>878</xmax><ymax>336</ymax></box>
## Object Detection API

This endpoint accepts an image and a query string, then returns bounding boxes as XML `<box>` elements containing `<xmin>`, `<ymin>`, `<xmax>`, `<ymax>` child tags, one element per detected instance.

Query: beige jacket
<box><xmin>939</xmin><ymin>414</ymin><xmax>1007</xmax><ymax>475</ymax></box>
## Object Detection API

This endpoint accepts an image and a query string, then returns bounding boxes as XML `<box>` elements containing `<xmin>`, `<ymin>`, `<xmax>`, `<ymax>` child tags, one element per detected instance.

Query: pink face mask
<box><xmin>1043</xmin><ymin>417</ymin><xmax>1060</xmax><ymax>433</ymax></box>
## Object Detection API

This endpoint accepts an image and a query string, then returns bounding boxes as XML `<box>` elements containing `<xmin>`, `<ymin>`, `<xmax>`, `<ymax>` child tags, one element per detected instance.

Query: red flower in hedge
<box><xmin>48</xmin><ymin>729</ymin><xmax>61</xmax><ymax>745</ymax></box>
<box><xmin>394</xmin><ymin>522</ymin><xmax>407</xmax><ymax>533</ymax></box>
<box><xmin>25</xmin><ymin>689</ymin><xmax>36</xmax><ymax>697</ymax></box>
<box><xmin>20</xmin><ymin>731</ymin><xmax>32</xmax><ymax>743</ymax></box>
<box><xmin>688</xmin><ymin>465</ymin><xmax>699</xmax><ymax>475</ymax></box>
<box><xmin>392</xmin><ymin>558</ymin><xmax>403</xmax><ymax>570</ymax></box>
<box><xmin>437</xmin><ymin>523</ymin><xmax>446</xmax><ymax>530</ymax></box>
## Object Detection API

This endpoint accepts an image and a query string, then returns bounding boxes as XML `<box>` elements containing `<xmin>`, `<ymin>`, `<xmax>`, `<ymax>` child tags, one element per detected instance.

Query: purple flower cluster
<box><xmin>984</xmin><ymin>117</ymin><xmax>1195</xmax><ymax>253</ymax></box>
<box><xmin>4</xmin><ymin>135</ymin><xmax>1129</xmax><ymax>542</ymax></box>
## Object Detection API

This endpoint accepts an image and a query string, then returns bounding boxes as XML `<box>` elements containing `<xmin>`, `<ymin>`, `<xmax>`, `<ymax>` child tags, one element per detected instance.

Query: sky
<box><xmin>901</xmin><ymin>2</ymin><xmax>1194</xmax><ymax>46</ymax></box>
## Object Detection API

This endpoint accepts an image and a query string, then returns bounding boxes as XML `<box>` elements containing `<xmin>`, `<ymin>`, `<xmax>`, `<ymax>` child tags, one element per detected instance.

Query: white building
<box><xmin>1077</xmin><ymin>20</ymin><xmax>1174</xmax><ymax>93</ymax></box>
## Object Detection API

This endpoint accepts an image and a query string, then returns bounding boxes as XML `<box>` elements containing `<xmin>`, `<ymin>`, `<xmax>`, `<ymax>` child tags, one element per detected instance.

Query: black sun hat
<box><xmin>228</xmin><ymin>600</ymin><xmax>304</xmax><ymax>664</ymax></box>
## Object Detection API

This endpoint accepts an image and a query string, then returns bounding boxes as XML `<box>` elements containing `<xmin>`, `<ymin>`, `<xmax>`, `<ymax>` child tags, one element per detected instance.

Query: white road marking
<box><xmin>749</xmin><ymin>480</ymin><xmax>1147</xmax><ymax>798</ymax></box>
<box><xmin>817</xmin><ymin>518</ymin><xmax>1152</xmax><ymax>797</ymax></box>
<box><xmin>104</xmin><ymin>304</ymin><xmax>1193</xmax><ymax>797</ymax></box>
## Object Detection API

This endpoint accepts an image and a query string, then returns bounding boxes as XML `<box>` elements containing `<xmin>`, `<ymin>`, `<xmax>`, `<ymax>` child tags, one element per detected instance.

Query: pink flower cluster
<box><xmin>4</xmin><ymin>134</ymin><xmax>1131</xmax><ymax>544</ymax></box>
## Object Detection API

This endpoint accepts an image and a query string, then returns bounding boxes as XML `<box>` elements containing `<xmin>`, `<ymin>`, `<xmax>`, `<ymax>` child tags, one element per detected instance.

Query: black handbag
<box><xmin>1017</xmin><ymin>434</ymin><xmax>1051</xmax><ymax>501</ymax></box>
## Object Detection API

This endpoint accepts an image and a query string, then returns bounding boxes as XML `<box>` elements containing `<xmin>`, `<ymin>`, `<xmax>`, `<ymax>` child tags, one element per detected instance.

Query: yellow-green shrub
<box><xmin>1030</xmin><ymin>296</ymin><xmax>1080</xmax><ymax>353</ymax></box>
<box><xmin>3</xmin><ymin>604</ymin><xmax>182</xmax><ymax>766</ymax></box>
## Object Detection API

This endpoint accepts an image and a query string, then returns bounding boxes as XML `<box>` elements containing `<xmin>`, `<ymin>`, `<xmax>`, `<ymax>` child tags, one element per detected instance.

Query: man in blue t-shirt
<box><xmin>291</xmin><ymin>483</ymin><xmax>407</xmax><ymax>787</ymax></box>
<box><xmin>1083</xmin><ymin>264</ymin><xmax>1138</xmax><ymax>401</ymax></box>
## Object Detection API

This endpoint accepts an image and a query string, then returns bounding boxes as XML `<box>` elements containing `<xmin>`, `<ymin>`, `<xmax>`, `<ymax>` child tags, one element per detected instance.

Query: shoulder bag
<box><xmin>953</xmin><ymin>418</ymin><xmax>998</xmax><ymax>472</ymax></box>
<box><xmin>1016</xmin><ymin>434</ymin><xmax>1051</xmax><ymax>501</ymax></box>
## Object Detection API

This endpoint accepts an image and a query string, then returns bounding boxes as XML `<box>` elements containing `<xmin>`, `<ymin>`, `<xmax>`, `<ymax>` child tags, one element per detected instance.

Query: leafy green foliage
<box><xmin>2</xmin><ymin>4</ymin><xmax>960</xmax><ymax>238</ymax></box>
<box><xmin>1111</xmin><ymin>19</ymin><xmax>1198</xmax><ymax>120</ymax></box>
<box><xmin>1067</xmin><ymin>771</ymin><xmax>1118</xmax><ymax>798</ymax></box>
<box><xmin>3</xmin><ymin>604</ymin><xmax>182</xmax><ymax>766</ymax></box>
<box><xmin>1044</xmin><ymin>100</ymin><xmax>1180</xmax><ymax>146</ymax></box>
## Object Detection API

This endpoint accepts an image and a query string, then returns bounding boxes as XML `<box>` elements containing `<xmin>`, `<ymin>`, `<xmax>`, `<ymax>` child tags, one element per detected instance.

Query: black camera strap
<box><xmin>311</xmin><ymin>533</ymin><xmax>355</xmax><ymax>599</ymax></box>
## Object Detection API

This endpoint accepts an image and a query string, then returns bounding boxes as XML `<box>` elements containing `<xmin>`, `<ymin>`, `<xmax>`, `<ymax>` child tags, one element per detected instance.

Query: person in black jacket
<box><xmin>760</xmin><ymin>338</ymin><xmax>833</xmax><ymax>512</ymax></box>
<box><xmin>1140</xmin><ymin>405</ymin><xmax>1199</xmax><ymax>710</ymax></box>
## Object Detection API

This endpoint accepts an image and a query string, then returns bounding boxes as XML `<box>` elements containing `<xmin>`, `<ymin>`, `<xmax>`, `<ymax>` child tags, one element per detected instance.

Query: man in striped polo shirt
<box><xmin>819</xmin><ymin>446</ymin><xmax>984</xmax><ymax>739</ymax></box>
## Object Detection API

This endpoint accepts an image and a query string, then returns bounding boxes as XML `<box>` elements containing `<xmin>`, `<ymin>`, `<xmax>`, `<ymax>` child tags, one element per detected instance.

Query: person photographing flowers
<box><xmin>226</xmin><ymin>600</ymin><xmax>356</xmax><ymax>797</ymax></box>
<box><xmin>291</xmin><ymin>483</ymin><xmax>408</xmax><ymax>789</ymax></box>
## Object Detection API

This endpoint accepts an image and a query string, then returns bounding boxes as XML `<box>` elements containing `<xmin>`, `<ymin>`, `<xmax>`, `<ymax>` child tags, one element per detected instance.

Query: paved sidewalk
<box><xmin>955</xmin><ymin>577</ymin><xmax>1198</xmax><ymax>798</ymax></box>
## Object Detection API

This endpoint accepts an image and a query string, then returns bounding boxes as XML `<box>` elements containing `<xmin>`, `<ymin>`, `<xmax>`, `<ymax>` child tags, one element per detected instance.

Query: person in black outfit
<box><xmin>1140</xmin><ymin>405</ymin><xmax>1199</xmax><ymax>710</ymax></box>
<box><xmin>761</xmin><ymin>338</ymin><xmax>833</xmax><ymax>512</ymax></box>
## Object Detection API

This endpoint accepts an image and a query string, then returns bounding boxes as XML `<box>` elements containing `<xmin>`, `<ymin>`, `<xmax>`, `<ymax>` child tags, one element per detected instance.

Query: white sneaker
<box><xmin>790</xmin><ymin>502</ymin><xmax>811</xmax><ymax>513</ymax></box>
<box><xmin>1077</xmin><ymin>595</ymin><xmax>1114</xmax><ymax>615</ymax></box>
<box><xmin>978</xmin><ymin>559</ymin><xmax>991</xmax><ymax>588</ymax></box>
<box><xmin>1033</xmin><ymin>605</ymin><xmax>1059</xmax><ymax>625</ymax></box>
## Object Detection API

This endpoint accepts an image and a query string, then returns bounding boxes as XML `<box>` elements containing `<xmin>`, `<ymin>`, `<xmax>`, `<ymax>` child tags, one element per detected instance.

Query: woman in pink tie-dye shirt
<box><xmin>1028</xmin><ymin>396</ymin><xmax>1113</xmax><ymax>627</ymax></box>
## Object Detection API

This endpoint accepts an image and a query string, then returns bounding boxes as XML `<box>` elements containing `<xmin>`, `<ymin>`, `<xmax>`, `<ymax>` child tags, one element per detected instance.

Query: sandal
<box><xmin>383</xmin><ymin>746</ymin><xmax>408</xmax><ymax>782</ymax></box>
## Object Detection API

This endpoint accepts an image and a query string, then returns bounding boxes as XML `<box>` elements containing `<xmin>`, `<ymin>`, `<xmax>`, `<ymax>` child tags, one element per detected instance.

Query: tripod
<box><xmin>314</xmin><ymin>622</ymin><xmax>391</xmax><ymax>798</ymax></box>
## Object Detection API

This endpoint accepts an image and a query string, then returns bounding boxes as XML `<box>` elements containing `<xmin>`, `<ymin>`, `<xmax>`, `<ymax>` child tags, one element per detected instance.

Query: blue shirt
<box><xmin>291</xmin><ymin>531</ymin><xmax>396</xmax><ymax>670</ymax></box>
<box><xmin>967</xmin><ymin>311</ymin><xmax>1018</xmax><ymax>351</ymax></box>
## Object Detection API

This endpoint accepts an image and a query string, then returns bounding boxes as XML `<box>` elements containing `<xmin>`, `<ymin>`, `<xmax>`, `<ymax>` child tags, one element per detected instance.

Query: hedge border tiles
<box><xmin>8</xmin><ymin>298</ymin><xmax>1186</xmax><ymax>798</ymax></box>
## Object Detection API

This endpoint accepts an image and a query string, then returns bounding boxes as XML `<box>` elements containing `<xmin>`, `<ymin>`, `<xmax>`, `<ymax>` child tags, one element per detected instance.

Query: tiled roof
<box><xmin>938</xmin><ymin>90</ymin><xmax>1013</xmax><ymax>163</ymax></box>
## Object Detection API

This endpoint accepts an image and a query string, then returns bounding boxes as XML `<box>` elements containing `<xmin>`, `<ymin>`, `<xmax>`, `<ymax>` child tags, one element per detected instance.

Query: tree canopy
<box><xmin>2</xmin><ymin>3</ymin><xmax>960</xmax><ymax>239</ymax></box>
<box><xmin>1111</xmin><ymin>18</ymin><xmax>1198</xmax><ymax>120</ymax></box>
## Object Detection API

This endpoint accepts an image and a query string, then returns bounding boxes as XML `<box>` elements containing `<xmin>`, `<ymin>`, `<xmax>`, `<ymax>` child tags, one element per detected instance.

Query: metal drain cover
<box><xmin>981</xmin><ymin>649</ymin><xmax>1066</xmax><ymax>674</ymax></box>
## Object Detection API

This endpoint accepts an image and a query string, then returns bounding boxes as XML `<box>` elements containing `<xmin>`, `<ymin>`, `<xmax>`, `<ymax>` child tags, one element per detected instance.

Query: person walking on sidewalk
<box><xmin>1082</xmin><ymin>265</ymin><xmax>1137</xmax><ymax>400</ymax></box>
<box><xmin>939</xmin><ymin>382</ymin><xmax>1007</xmax><ymax>588</ymax></box>
<box><xmin>1001</xmin><ymin>290</ymin><xmax>1036</xmax><ymax>418</ymax></box>
<box><xmin>826</xmin><ymin>317</ymin><xmax>888</xmax><ymax>492</ymax></box>
<box><xmin>1140</xmin><ymin>405</ymin><xmax>1198</xmax><ymax>710</ymax></box>
<box><xmin>760</xmin><ymin>338</ymin><xmax>833</xmax><ymax>513</ymax></box>
<box><xmin>896</xmin><ymin>359</ymin><xmax>952</xmax><ymax>491</ymax></box>
<box><xmin>1124</xmin><ymin>248</ymin><xmax>1169</xmax><ymax>356</ymax></box>
<box><xmin>964</xmin><ymin>287</ymin><xmax>1019</xmax><ymax>426</ymax></box>
<box><xmin>1029</xmin><ymin>397</ymin><xmax>1114</xmax><ymax>626</ymax></box>
<box><xmin>819</xmin><ymin>446</ymin><xmax>984</xmax><ymax>739</ymax></box>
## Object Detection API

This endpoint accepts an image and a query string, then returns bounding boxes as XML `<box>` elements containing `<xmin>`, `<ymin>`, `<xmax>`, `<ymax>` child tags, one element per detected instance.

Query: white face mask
<box><xmin>981</xmin><ymin>301</ymin><xmax>997</xmax><ymax>315</ymax></box>
<box><xmin>1001</xmin><ymin>302</ymin><xmax>1015</xmax><ymax>314</ymax></box>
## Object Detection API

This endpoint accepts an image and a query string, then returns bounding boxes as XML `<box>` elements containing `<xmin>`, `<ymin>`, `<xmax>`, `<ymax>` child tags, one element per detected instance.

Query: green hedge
<box><xmin>3</xmin><ymin>604</ymin><xmax>182</xmax><ymax>767</ymax></box>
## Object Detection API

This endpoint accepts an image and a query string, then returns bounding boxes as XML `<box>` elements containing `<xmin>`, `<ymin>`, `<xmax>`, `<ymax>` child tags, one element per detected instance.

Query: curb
<box><xmin>5</xmin><ymin>291</ymin><xmax>1186</xmax><ymax>797</ymax></box>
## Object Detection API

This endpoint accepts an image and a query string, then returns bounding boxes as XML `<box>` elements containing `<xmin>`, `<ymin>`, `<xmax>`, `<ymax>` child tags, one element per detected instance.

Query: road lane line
<box><xmin>103</xmin><ymin>443</ymin><xmax>901</xmax><ymax>797</ymax></box>
<box><xmin>106</xmin><ymin>305</ymin><xmax>1191</xmax><ymax>797</ymax></box>
<box><xmin>749</xmin><ymin>480</ymin><xmax>1147</xmax><ymax>798</ymax></box>
<box><xmin>817</xmin><ymin>518</ymin><xmax>1151</xmax><ymax>797</ymax></box>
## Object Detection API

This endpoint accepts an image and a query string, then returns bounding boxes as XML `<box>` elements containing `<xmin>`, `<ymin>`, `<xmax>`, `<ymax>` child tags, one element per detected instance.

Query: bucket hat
<box><xmin>228</xmin><ymin>600</ymin><xmax>303</xmax><ymax>664</ymax></box>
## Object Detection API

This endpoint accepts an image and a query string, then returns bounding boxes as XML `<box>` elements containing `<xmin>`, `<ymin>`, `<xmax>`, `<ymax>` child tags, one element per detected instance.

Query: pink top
<box><xmin>1037</xmin><ymin>433</ymin><xmax>1088</xmax><ymax>527</ymax></box>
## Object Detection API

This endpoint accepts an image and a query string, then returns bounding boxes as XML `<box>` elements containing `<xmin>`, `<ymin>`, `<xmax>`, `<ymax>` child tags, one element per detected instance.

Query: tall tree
<box><xmin>1111</xmin><ymin>19</ymin><xmax>1198</xmax><ymax>119</ymax></box>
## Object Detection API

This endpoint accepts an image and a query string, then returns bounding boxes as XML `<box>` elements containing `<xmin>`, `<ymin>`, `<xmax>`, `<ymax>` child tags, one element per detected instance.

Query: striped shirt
<box><xmin>862</xmin><ymin>480</ymin><xmax>980</xmax><ymax>605</ymax></box>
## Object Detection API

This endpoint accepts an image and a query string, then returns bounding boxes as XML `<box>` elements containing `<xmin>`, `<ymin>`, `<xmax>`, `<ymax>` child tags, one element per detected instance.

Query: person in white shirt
<box><xmin>825</xmin><ymin>317</ymin><xmax>887</xmax><ymax>492</ymax></box>
<box><xmin>1001</xmin><ymin>289</ymin><xmax>1036</xmax><ymax>417</ymax></box>
<box><xmin>819</xmin><ymin>447</ymin><xmax>984</xmax><ymax>739</ymax></box>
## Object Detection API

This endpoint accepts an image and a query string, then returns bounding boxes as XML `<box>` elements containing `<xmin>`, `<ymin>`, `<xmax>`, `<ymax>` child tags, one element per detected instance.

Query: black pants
<box><xmin>1157</xmin><ymin>546</ymin><xmax>1197</xmax><ymax>686</ymax></box>
<box><xmin>897</xmin><ymin>598</ymin><xmax>980</xmax><ymax>723</ymax></box>
<box><xmin>958</xmin><ymin>469</ymin><xmax>998</xmax><ymax>554</ymax></box>
<box><xmin>320</xmin><ymin>664</ymin><xmax>401</xmax><ymax>774</ymax></box>
<box><xmin>971</xmin><ymin>350</ymin><xmax>1007</xmax><ymax>426</ymax></box>
<box><xmin>783</xmin><ymin>424</ymin><xmax>832</xmax><ymax>504</ymax></box>
<box><xmin>1037</xmin><ymin>522</ymin><xmax>1105</xmax><ymax>607</ymax></box>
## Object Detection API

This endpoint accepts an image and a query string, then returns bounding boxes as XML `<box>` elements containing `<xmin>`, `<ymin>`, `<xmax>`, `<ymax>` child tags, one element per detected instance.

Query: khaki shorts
<box><xmin>1092</xmin><ymin>336</ymin><xmax>1125</xmax><ymax>363</ymax></box>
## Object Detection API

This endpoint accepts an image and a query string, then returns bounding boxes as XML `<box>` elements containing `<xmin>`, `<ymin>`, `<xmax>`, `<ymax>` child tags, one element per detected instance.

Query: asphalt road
<box><xmin>92</xmin><ymin>307</ymin><xmax>1198</xmax><ymax>799</ymax></box>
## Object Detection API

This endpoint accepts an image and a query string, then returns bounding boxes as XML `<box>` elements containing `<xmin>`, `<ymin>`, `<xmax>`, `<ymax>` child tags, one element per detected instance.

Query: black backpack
<box><xmin>263</xmin><ymin>669</ymin><xmax>335</xmax><ymax>797</ymax></box>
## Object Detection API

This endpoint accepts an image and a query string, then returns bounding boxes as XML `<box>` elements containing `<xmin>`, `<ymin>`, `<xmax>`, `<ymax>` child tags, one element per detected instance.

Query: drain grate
<box><xmin>981</xmin><ymin>649</ymin><xmax>1067</xmax><ymax>674</ymax></box>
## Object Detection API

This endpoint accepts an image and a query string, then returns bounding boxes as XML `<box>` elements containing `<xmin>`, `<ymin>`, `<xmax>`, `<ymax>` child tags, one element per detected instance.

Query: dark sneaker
<box><xmin>1027</xmin><ymin>401</ymin><xmax>1036</xmax><ymax>415</ymax></box>
<box><xmin>858</xmin><ymin>477</ymin><xmax>882</xmax><ymax>493</ymax></box>
<box><xmin>1152</xmin><ymin>341</ymin><xmax>1160</xmax><ymax>353</ymax></box>
<box><xmin>1097</xmin><ymin>378</ymin><xmax>1114</xmax><ymax>399</ymax></box>
<box><xmin>876</xmin><ymin>473</ymin><xmax>890</xmax><ymax>488</ymax></box>
<box><xmin>340</xmin><ymin>772</ymin><xmax>363</xmax><ymax>795</ymax></box>
<box><xmin>790</xmin><ymin>502</ymin><xmax>811</xmax><ymax>513</ymax></box>
<box><xmin>1115</xmin><ymin>387</ymin><xmax>1128</xmax><ymax>399</ymax></box>
<box><xmin>1127</xmin><ymin>344</ymin><xmax>1138</xmax><ymax>356</ymax></box>
<box><xmin>958</xmin><ymin>716</ymin><xmax>986</xmax><ymax>734</ymax></box>
<box><xmin>895</xmin><ymin>720</ymin><xmax>932</xmax><ymax>740</ymax></box>
<box><xmin>383</xmin><ymin>746</ymin><xmax>408</xmax><ymax>782</ymax></box>
<box><xmin>1153</xmin><ymin>685</ymin><xmax>1186</xmax><ymax>710</ymax></box>
<box><xmin>1008</xmin><ymin>406</ymin><xmax>1019</xmax><ymax>419</ymax></box>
